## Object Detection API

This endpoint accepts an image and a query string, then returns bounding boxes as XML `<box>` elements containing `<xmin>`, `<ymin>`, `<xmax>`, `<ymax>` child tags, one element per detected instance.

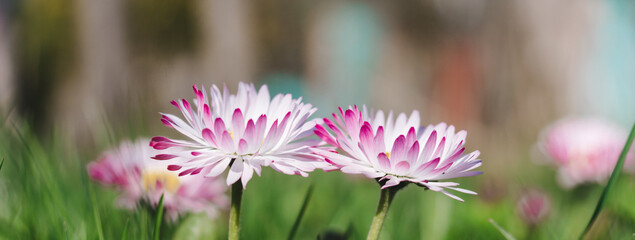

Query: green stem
<box><xmin>366</xmin><ymin>188</ymin><xmax>398</xmax><ymax>240</ymax></box>
<box><xmin>229</xmin><ymin>181</ymin><xmax>243</xmax><ymax>240</ymax></box>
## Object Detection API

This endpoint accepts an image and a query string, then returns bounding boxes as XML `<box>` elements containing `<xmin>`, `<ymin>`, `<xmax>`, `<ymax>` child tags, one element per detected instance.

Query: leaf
<box><xmin>287</xmin><ymin>184</ymin><xmax>314</xmax><ymax>240</ymax></box>
<box><xmin>0</xmin><ymin>158</ymin><xmax>4</xmax><ymax>172</ymax></box>
<box><xmin>579</xmin><ymin>123</ymin><xmax>635</xmax><ymax>239</ymax></box>
<box><xmin>153</xmin><ymin>194</ymin><xmax>165</xmax><ymax>240</ymax></box>
<box><xmin>488</xmin><ymin>218</ymin><xmax>517</xmax><ymax>240</ymax></box>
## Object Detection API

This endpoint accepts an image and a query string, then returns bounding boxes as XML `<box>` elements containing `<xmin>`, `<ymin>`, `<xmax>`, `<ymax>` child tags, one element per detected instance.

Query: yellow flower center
<box><xmin>141</xmin><ymin>170</ymin><xmax>181</xmax><ymax>193</ymax></box>
<box><xmin>385</xmin><ymin>152</ymin><xmax>391</xmax><ymax>159</ymax></box>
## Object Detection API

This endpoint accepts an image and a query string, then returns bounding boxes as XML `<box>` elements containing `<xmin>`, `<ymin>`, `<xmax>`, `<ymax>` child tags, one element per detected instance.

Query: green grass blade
<box><xmin>89</xmin><ymin>184</ymin><xmax>105</xmax><ymax>240</ymax></box>
<box><xmin>121</xmin><ymin>218</ymin><xmax>130</xmax><ymax>240</ymax></box>
<box><xmin>64</xmin><ymin>221</ymin><xmax>69</xmax><ymax>240</ymax></box>
<box><xmin>153</xmin><ymin>194</ymin><xmax>165</xmax><ymax>240</ymax></box>
<box><xmin>139</xmin><ymin>208</ymin><xmax>149</xmax><ymax>240</ymax></box>
<box><xmin>579</xmin><ymin>123</ymin><xmax>635</xmax><ymax>239</ymax></box>
<box><xmin>287</xmin><ymin>184</ymin><xmax>314</xmax><ymax>240</ymax></box>
<box><xmin>489</xmin><ymin>218</ymin><xmax>517</xmax><ymax>240</ymax></box>
<box><xmin>0</xmin><ymin>158</ymin><xmax>4</xmax><ymax>172</ymax></box>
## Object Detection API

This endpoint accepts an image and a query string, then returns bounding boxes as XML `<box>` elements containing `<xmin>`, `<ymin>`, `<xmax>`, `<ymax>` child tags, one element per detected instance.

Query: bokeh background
<box><xmin>1</xmin><ymin>0</ymin><xmax>634</xmax><ymax>239</ymax></box>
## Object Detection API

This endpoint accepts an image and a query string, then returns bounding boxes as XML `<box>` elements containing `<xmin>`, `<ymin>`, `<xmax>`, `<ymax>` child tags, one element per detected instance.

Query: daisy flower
<box><xmin>152</xmin><ymin>82</ymin><xmax>326</xmax><ymax>239</ymax></box>
<box><xmin>88</xmin><ymin>139</ymin><xmax>228</xmax><ymax>221</ymax></box>
<box><xmin>313</xmin><ymin>106</ymin><xmax>482</xmax><ymax>239</ymax></box>
<box><xmin>313</xmin><ymin>106</ymin><xmax>483</xmax><ymax>201</ymax></box>
<box><xmin>537</xmin><ymin>117</ymin><xmax>634</xmax><ymax>188</ymax></box>
<box><xmin>150</xmin><ymin>82</ymin><xmax>326</xmax><ymax>188</ymax></box>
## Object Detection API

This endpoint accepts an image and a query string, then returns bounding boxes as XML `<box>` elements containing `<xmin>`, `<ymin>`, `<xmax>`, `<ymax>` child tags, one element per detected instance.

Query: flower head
<box><xmin>538</xmin><ymin>117</ymin><xmax>634</xmax><ymax>188</ymax></box>
<box><xmin>88</xmin><ymin>139</ymin><xmax>228</xmax><ymax>221</ymax></box>
<box><xmin>313</xmin><ymin>106</ymin><xmax>482</xmax><ymax>201</ymax></box>
<box><xmin>151</xmin><ymin>83</ymin><xmax>326</xmax><ymax>188</ymax></box>
<box><xmin>516</xmin><ymin>189</ymin><xmax>551</xmax><ymax>226</ymax></box>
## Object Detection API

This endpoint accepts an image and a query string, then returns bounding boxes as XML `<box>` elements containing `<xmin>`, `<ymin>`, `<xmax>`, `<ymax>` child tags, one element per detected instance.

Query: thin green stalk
<box><xmin>366</xmin><ymin>187</ymin><xmax>398</xmax><ymax>240</ymax></box>
<box><xmin>153</xmin><ymin>194</ymin><xmax>165</xmax><ymax>240</ymax></box>
<box><xmin>489</xmin><ymin>218</ymin><xmax>517</xmax><ymax>240</ymax></box>
<box><xmin>287</xmin><ymin>185</ymin><xmax>314</xmax><ymax>240</ymax></box>
<box><xmin>229</xmin><ymin>181</ymin><xmax>243</xmax><ymax>240</ymax></box>
<box><xmin>579</xmin><ymin>123</ymin><xmax>635</xmax><ymax>239</ymax></box>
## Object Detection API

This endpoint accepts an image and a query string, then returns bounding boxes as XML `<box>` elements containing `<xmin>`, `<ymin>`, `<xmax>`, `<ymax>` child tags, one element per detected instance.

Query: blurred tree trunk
<box><xmin>54</xmin><ymin>0</ymin><xmax>130</xmax><ymax>142</ymax></box>
<box><xmin>197</xmin><ymin>0</ymin><xmax>254</xmax><ymax>85</ymax></box>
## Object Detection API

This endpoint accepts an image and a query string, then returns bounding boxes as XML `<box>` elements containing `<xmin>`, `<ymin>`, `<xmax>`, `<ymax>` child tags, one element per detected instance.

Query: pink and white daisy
<box><xmin>313</xmin><ymin>106</ymin><xmax>482</xmax><ymax>201</ymax></box>
<box><xmin>88</xmin><ymin>139</ymin><xmax>228</xmax><ymax>221</ymax></box>
<box><xmin>150</xmin><ymin>82</ymin><xmax>326</xmax><ymax>188</ymax></box>
<box><xmin>538</xmin><ymin>117</ymin><xmax>634</xmax><ymax>188</ymax></box>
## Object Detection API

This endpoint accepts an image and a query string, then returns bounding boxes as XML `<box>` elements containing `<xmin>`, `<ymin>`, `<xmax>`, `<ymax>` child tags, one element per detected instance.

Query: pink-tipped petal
<box><xmin>237</xmin><ymin>139</ymin><xmax>249</xmax><ymax>155</ymax></box>
<box><xmin>394</xmin><ymin>161</ymin><xmax>410</xmax><ymax>175</ymax></box>
<box><xmin>359</xmin><ymin>124</ymin><xmax>376</xmax><ymax>158</ymax></box>
<box><xmin>377</xmin><ymin>152</ymin><xmax>392</xmax><ymax>171</ymax></box>
<box><xmin>179</xmin><ymin>168</ymin><xmax>196</xmax><ymax>176</ymax></box>
<box><xmin>220</xmin><ymin>131</ymin><xmax>235</xmax><ymax>152</ymax></box>
<box><xmin>152</xmin><ymin>154</ymin><xmax>178</xmax><ymax>160</ymax></box>
<box><xmin>254</xmin><ymin>115</ymin><xmax>267</xmax><ymax>144</ymax></box>
<box><xmin>214</xmin><ymin>118</ymin><xmax>226</xmax><ymax>137</ymax></box>
<box><xmin>244</xmin><ymin>120</ymin><xmax>257</xmax><ymax>146</ymax></box>
<box><xmin>406</xmin><ymin>141</ymin><xmax>420</xmax><ymax>164</ymax></box>
<box><xmin>167</xmin><ymin>165</ymin><xmax>182</xmax><ymax>171</ymax></box>
<box><xmin>231</xmin><ymin>109</ymin><xmax>245</xmax><ymax>139</ymax></box>
<box><xmin>374</xmin><ymin>126</ymin><xmax>386</xmax><ymax>153</ymax></box>
<box><xmin>202</xmin><ymin>128</ymin><xmax>217</xmax><ymax>146</ymax></box>
<box><xmin>390</xmin><ymin>135</ymin><xmax>406</xmax><ymax>163</ymax></box>
<box><xmin>421</xmin><ymin>131</ymin><xmax>437</xmax><ymax>160</ymax></box>
<box><xmin>406</xmin><ymin>127</ymin><xmax>417</xmax><ymax>146</ymax></box>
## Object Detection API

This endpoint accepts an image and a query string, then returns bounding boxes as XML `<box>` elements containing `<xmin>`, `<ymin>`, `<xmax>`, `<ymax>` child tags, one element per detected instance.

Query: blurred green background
<box><xmin>1</xmin><ymin>0</ymin><xmax>634</xmax><ymax>239</ymax></box>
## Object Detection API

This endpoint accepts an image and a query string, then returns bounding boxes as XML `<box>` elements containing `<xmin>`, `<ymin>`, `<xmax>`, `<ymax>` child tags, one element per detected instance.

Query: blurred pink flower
<box><xmin>151</xmin><ymin>83</ymin><xmax>328</xmax><ymax>188</ymax></box>
<box><xmin>538</xmin><ymin>118</ymin><xmax>634</xmax><ymax>188</ymax></box>
<box><xmin>516</xmin><ymin>189</ymin><xmax>550</xmax><ymax>226</ymax></box>
<box><xmin>88</xmin><ymin>139</ymin><xmax>228</xmax><ymax>221</ymax></box>
<box><xmin>313</xmin><ymin>106</ymin><xmax>482</xmax><ymax>201</ymax></box>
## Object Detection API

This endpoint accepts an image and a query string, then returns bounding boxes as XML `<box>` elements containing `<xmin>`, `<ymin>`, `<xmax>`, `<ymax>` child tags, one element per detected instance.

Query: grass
<box><xmin>89</xmin><ymin>181</ymin><xmax>105</xmax><ymax>240</ymax></box>
<box><xmin>580</xmin><ymin>123</ymin><xmax>635</xmax><ymax>239</ymax></box>
<box><xmin>489</xmin><ymin>218</ymin><xmax>517</xmax><ymax>240</ymax></box>
<box><xmin>0</xmin><ymin>118</ymin><xmax>634</xmax><ymax>239</ymax></box>
<box><xmin>287</xmin><ymin>185</ymin><xmax>313</xmax><ymax>240</ymax></box>
<box><xmin>153</xmin><ymin>195</ymin><xmax>165</xmax><ymax>240</ymax></box>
